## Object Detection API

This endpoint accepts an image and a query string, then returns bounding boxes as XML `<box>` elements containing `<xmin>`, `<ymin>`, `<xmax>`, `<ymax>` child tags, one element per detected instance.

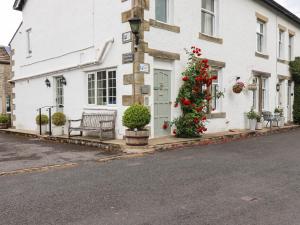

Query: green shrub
<box><xmin>0</xmin><ymin>114</ymin><xmax>9</xmax><ymax>124</ymax></box>
<box><xmin>35</xmin><ymin>114</ymin><xmax>49</xmax><ymax>125</ymax></box>
<box><xmin>290</xmin><ymin>57</ymin><xmax>300</xmax><ymax>124</ymax></box>
<box><xmin>247</xmin><ymin>108</ymin><xmax>258</xmax><ymax>120</ymax></box>
<box><xmin>172</xmin><ymin>113</ymin><xmax>202</xmax><ymax>138</ymax></box>
<box><xmin>123</xmin><ymin>104</ymin><xmax>151</xmax><ymax>130</ymax></box>
<box><xmin>256</xmin><ymin>114</ymin><xmax>262</xmax><ymax>123</ymax></box>
<box><xmin>52</xmin><ymin>112</ymin><xmax>66</xmax><ymax>126</ymax></box>
<box><xmin>293</xmin><ymin>85</ymin><xmax>300</xmax><ymax>123</ymax></box>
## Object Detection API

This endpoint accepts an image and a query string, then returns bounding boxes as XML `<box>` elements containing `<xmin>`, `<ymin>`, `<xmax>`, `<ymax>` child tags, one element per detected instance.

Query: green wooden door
<box><xmin>154</xmin><ymin>70</ymin><xmax>171</xmax><ymax>137</ymax></box>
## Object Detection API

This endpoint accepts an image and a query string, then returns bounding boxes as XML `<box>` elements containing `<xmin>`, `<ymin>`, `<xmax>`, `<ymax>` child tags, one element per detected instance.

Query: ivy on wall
<box><xmin>290</xmin><ymin>57</ymin><xmax>300</xmax><ymax>123</ymax></box>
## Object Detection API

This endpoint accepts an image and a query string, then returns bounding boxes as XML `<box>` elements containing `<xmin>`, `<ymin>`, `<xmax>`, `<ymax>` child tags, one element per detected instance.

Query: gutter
<box><xmin>10</xmin><ymin>38</ymin><xmax>114</xmax><ymax>83</ymax></box>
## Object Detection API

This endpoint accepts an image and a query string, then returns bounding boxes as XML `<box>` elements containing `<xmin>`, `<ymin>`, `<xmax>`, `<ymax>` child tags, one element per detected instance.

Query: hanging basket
<box><xmin>247</xmin><ymin>84</ymin><xmax>257</xmax><ymax>91</ymax></box>
<box><xmin>232</xmin><ymin>82</ymin><xmax>245</xmax><ymax>94</ymax></box>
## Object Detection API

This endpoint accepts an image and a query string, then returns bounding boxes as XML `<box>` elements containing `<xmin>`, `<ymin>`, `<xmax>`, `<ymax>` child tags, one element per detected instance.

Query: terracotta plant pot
<box><xmin>0</xmin><ymin>123</ymin><xmax>8</xmax><ymax>129</ymax></box>
<box><xmin>125</xmin><ymin>130</ymin><xmax>150</xmax><ymax>146</ymax></box>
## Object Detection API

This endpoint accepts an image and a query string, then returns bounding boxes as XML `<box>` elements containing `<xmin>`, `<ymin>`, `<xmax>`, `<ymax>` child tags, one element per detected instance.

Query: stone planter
<box><xmin>0</xmin><ymin>123</ymin><xmax>8</xmax><ymax>129</ymax></box>
<box><xmin>249</xmin><ymin>119</ymin><xmax>257</xmax><ymax>131</ymax></box>
<box><xmin>256</xmin><ymin>122</ymin><xmax>263</xmax><ymax>130</ymax></box>
<box><xmin>125</xmin><ymin>129</ymin><xmax>150</xmax><ymax>146</ymax></box>
<box><xmin>37</xmin><ymin>125</ymin><xmax>47</xmax><ymax>135</ymax></box>
<box><xmin>52</xmin><ymin>126</ymin><xmax>64</xmax><ymax>136</ymax></box>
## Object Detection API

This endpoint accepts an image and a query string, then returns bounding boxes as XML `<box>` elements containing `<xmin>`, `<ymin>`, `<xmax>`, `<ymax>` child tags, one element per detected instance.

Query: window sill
<box><xmin>199</xmin><ymin>33</ymin><xmax>223</xmax><ymax>44</ymax></box>
<box><xmin>149</xmin><ymin>19</ymin><xmax>180</xmax><ymax>33</ymax></box>
<box><xmin>206</xmin><ymin>112</ymin><xmax>226</xmax><ymax>119</ymax></box>
<box><xmin>277</xmin><ymin>58</ymin><xmax>289</xmax><ymax>65</ymax></box>
<box><xmin>255</xmin><ymin>51</ymin><xmax>269</xmax><ymax>60</ymax></box>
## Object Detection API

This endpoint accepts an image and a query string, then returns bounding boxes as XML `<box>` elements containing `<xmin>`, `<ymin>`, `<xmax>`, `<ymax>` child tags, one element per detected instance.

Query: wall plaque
<box><xmin>122</xmin><ymin>53</ymin><xmax>134</xmax><ymax>64</ymax></box>
<box><xmin>139</xmin><ymin>63</ymin><xmax>150</xmax><ymax>73</ymax></box>
<box><xmin>122</xmin><ymin>32</ymin><xmax>132</xmax><ymax>44</ymax></box>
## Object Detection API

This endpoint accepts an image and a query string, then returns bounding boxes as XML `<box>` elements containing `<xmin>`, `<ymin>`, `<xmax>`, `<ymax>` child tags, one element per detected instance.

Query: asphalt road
<box><xmin>1</xmin><ymin>130</ymin><xmax>300</xmax><ymax>225</ymax></box>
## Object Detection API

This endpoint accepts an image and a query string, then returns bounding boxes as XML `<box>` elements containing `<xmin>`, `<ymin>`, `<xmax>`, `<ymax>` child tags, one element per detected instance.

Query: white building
<box><xmin>10</xmin><ymin>0</ymin><xmax>300</xmax><ymax>139</ymax></box>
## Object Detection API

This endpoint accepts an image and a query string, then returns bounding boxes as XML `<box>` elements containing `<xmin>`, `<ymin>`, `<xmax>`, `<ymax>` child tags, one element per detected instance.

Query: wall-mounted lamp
<box><xmin>128</xmin><ymin>16</ymin><xmax>142</xmax><ymax>50</ymax></box>
<box><xmin>276</xmin><ymin>83</ymin><xmax>281</xmax><ymax>92</ymax></box>
<box><xmin>236</xmin><ymin>76</ymin><xmax>241</xmax><ymax>81</ymax></box>
<box><xmin>45</xmin><ymin>78</ymin><xmax>51</xmax><ymax>88</ymax></box>
<box><xmin>61</xmin><ymin>76</ymin><xmax>67</xmax><ymax>86</ymax></box>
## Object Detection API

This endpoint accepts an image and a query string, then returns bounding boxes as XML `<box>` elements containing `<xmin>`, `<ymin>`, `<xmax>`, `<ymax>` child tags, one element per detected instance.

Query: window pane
<box><xmin>108</xmin><ymin>71</ymin><xmax>117</xmax><ymax>104</ymax></box>
<box><xmin>202</xmin><ymin>0</ymin><xmax>214</xmax><ymax>12</ymax></box>
<box><xmin>88</xmin><ymin>74</ymin><xmax>95</xmax><ymax>104</ymax></box>
<box><xmin>201</xmin><ymin>11</ymin><xmax>214</xmax><ymax>35</ymax></box>
<box><xmin>155</xmin><ymin>0</ymin><xmax>167</xmax><ymax>23</ymax></box>
<box><xmin>97</xmin><ymin>71</ymin><xmax>107</xmax><ymax>105</ymax></box>
<box><xmin>257</xmin><ymin>34</ymin><xmax>263</xmax><ymax>52</ymax></box>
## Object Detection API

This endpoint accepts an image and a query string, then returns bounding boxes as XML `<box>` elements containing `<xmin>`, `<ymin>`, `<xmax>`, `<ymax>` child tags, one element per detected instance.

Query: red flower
<box><xmin>162</xmin><ymin>122</ymin><xmax>169</xmax><ymax>130</ymax></box>
<box><xmin>174</xmin><ymin>102</ymin><xmax>179</xmax><ymax>108</ymax></box>
<box><xmin>196</xmin><ymin>107</ymin><xmax>204</xmax><ymax>112</ymax></box>
<box><xmin>211</xmin><ymin>75</ymin><xmax>218</xmax><ymax>80</ymax></box>
<box><xmin>202</xmin><ymin>116</ymin><xmax>207</xmax><ymax>121</ymax></box>
<box><xmin>205</xmin><ymin>96</ymin><xmax>212</xmax><ymax>101</ymax></box>
<box><xmin>182</xmin><ymin>76</ymin><xmax>189</xmax><ymax>81</ymax></box>
<box><xmin>202</xmin><ymin>59</ymin><xmax>209</xmax><ymax>64</ymax></box>
<box><xmin>193</xmin><ymin>118</ymin><xmax>200</xmax><ymax>124</ymax></box>
<box><xmin>182</xmin><ymin>99</ymin><xmax>191</xmax><ymax>106</ymax></box>
<box><xmin>173</xmin><ymin>129</ymin><xmax>177</xmax><ymax>135</ymax></box>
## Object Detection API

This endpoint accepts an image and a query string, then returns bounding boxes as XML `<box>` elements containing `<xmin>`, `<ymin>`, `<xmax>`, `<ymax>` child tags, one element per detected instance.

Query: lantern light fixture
<box><xmin>128</xmin><ymin>16</ymin><xmax>142</xmax><ymax>49</ymax></box>
<box><xmin>45</xmin><ymin>78</ymin><xmax>51</xmax><ymax>88</ymax></box>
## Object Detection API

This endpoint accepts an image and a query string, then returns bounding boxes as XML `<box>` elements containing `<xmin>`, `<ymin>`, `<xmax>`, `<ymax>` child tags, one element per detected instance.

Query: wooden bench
<box><xmin>68</xmin><ymin>111</ymin><xmax>117</xmax><ymax>140</ymax></box>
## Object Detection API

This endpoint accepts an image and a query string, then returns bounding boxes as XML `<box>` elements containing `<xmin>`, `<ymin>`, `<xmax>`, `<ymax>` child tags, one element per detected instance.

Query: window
<box><xmin>155</xmin><ymin>0</ymin><xmax>168</xmax><ymax>23</ymax></box>
<box><xmin>55</xmin><ymin>77</ymin><xmax>64</xmax><ymax>106</ymax></box>
<box><xmin>288</xmin><ymin>34</ymin><xmax>294</xmax><ymax>61</ymax></box>
<box><xmin>211</xmin><ymin>68</ymin><xmax>221</xmax><ymax>111</ymax></box>
<box><xmin>256</xmin><ymin>20</ymin><xmax>265</xmax><ymax>53</ymax></box>
<box><xmin>279</xmin><ymin>30</ymin><xmax>285</xmax><ymax>59</ymax></box>
<box><xmin>26</xmin><ymin>28</ymin><xmax>32</xmax><ymax>55</ymax></box>
<box><xmin>6</xmin><ymin>96</ymin><xmax>11</xmax><ymax>113</ymax></box>
<box><xmin>88</xmin><ymin>70</ymin><xmax>116</xmax><ymax>105</ymax></box>
<box><xmin>201</xmin><ymin>0</ymin><xmax>215</xmax><ymax>36</ymax></box>
<box><xmin>262</xmin><ymin>78</ymin><xmax>267</xmax><ymax>110</ymax></box>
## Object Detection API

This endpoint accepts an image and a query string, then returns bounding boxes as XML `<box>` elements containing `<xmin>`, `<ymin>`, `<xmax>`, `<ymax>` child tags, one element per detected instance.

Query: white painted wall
<box><xmin>11</xmin><ymin>0</ymin><xmax>300</xmax><ymax>138</ymax></box>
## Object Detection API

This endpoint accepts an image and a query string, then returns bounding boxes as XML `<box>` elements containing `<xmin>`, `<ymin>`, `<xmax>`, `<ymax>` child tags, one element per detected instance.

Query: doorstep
<box><xmin>0</xmin><ymin>125</ymin><xmax>299</xmax><ymax>155</ymax></box>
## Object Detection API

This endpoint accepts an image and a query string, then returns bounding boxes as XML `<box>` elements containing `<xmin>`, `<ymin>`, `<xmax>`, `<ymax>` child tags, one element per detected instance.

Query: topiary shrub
<box><xmin>0</xmin><ymin>114</ymin><xmax>9</xmax><ymax>124</ymax></box>
<box><xmin>35</xmin><ymin>114</ymin><xmax>49</xmax><ymax>125</ymax></box>
<box><xmin>290</xmin><ymin>57</ymin><xmax>300</xmax><ymax>124</ymax></box>
<box><xmin>52</xmin><ymin>112</ymin><xmax>66</xmax><ymax>126</ymax></box>
<box><xmin>123</xmin><ymin>104</ymin><xmax>151</xmax><ymax>130</ymax></box>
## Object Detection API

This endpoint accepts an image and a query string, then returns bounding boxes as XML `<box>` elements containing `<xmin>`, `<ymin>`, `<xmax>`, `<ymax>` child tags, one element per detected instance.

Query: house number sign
<box><xmin>139</xmin><ymin>63</ymin><xmax>150</xmax><ymax>73</ymax></box>
<box><xmin>122</xmin><ymin>32</ymin><xmax>132</xmax><ymax>44</ymax></box>
<box><xmin>122</xmin><ymin>53</ymin><xmax>134</xmax><ymax>64</ymax></box>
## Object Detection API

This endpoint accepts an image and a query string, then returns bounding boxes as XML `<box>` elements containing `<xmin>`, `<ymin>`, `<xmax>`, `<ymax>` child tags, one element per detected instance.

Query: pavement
<box><xmin>1</xmin><ymin>130</ymin><xmax>300</xmax><ymax>224</ymax></box>
<box><xmin>0</xmin><ymin>133</ymin><xmax>113</xmax><ymax>172</ymax></box>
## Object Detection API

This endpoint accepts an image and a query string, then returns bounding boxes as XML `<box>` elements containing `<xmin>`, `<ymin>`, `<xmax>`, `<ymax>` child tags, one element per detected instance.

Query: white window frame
<box><xmin>155</xmin><ymin>0</ymin><xmax>169</xmax><ymax>23</ymax></box>
<box><xmin>256</xmin><ymin>20</ymin><xmax>265</xmax><ymax>53</ymax></box>
<box><xmin>201</xmin><ymin>0</ymin><xmax>216</xmax><ymax>36</ymax></box>
<box><xmin>87</xmin><ymin>69</ymin><xmax>117</xmax><ymax>106</ymax></box>
<box><xmin>26</xmin><ymin>28</ymin><xmax>32</xmax><ymax>56</ymax></box>
<box><xmin>279</xmin><ymin>30</ymin><xmax>285</xmax><ymax>59</ymax></box>
<box><xmin>288</xmin><ymin>34</ymin><xmax>294</xmax><ymax>61</ymax></box>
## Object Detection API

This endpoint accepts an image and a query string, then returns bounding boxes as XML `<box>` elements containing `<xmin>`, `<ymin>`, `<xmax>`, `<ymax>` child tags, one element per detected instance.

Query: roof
<box><xmin>12</xmin><ymin>0</ymin><xmax>300</xmax><ymax>25</ymax></box>
<box><xmin>0</xmin><ymin>46</ymin><xmax>10</xmax><ymax>64</ymax></box>
<box><xmin>261</xmin><ymin>0</ymin><xmax>300</xmax><ymax>25</ymax></box>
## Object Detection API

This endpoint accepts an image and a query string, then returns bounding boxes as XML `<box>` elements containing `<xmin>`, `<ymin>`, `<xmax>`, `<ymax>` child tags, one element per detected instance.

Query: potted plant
<box><xmin>0</xmin><ymin>114</ymin><xmax>10</xmax><ymax>129</ymax></box>
<box><xmin>233</xmin><ymin>82</ymin><xmax>245</xmax><ymax>94</ymax></box>
<box><xmin>274</xmin><ymin>107</ymin><xmax>285</xmax><ymax>127</ymax></box>
<box><xmin>123</xmin><ymin>104</ymin><xmax>151</xmax><ymax>146</ymax></box>
<box><xmin>35</xmin><ymin>114</ymin><xmax>49</xmax><ymax>135</ymax></box>
<box><xmin>247</xmin><ymin>108</ymin><xmax>257</xmax><ymax>131</ymax></box>
<box><xmin>256</xmin><ymin>114</ymin><xmax>263</xmax><ymax>130</ymax></box>
<box><xmin>52</xmin><ymin>112</ymin><xmax>66</xmax><ymax>136</ymax></box>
